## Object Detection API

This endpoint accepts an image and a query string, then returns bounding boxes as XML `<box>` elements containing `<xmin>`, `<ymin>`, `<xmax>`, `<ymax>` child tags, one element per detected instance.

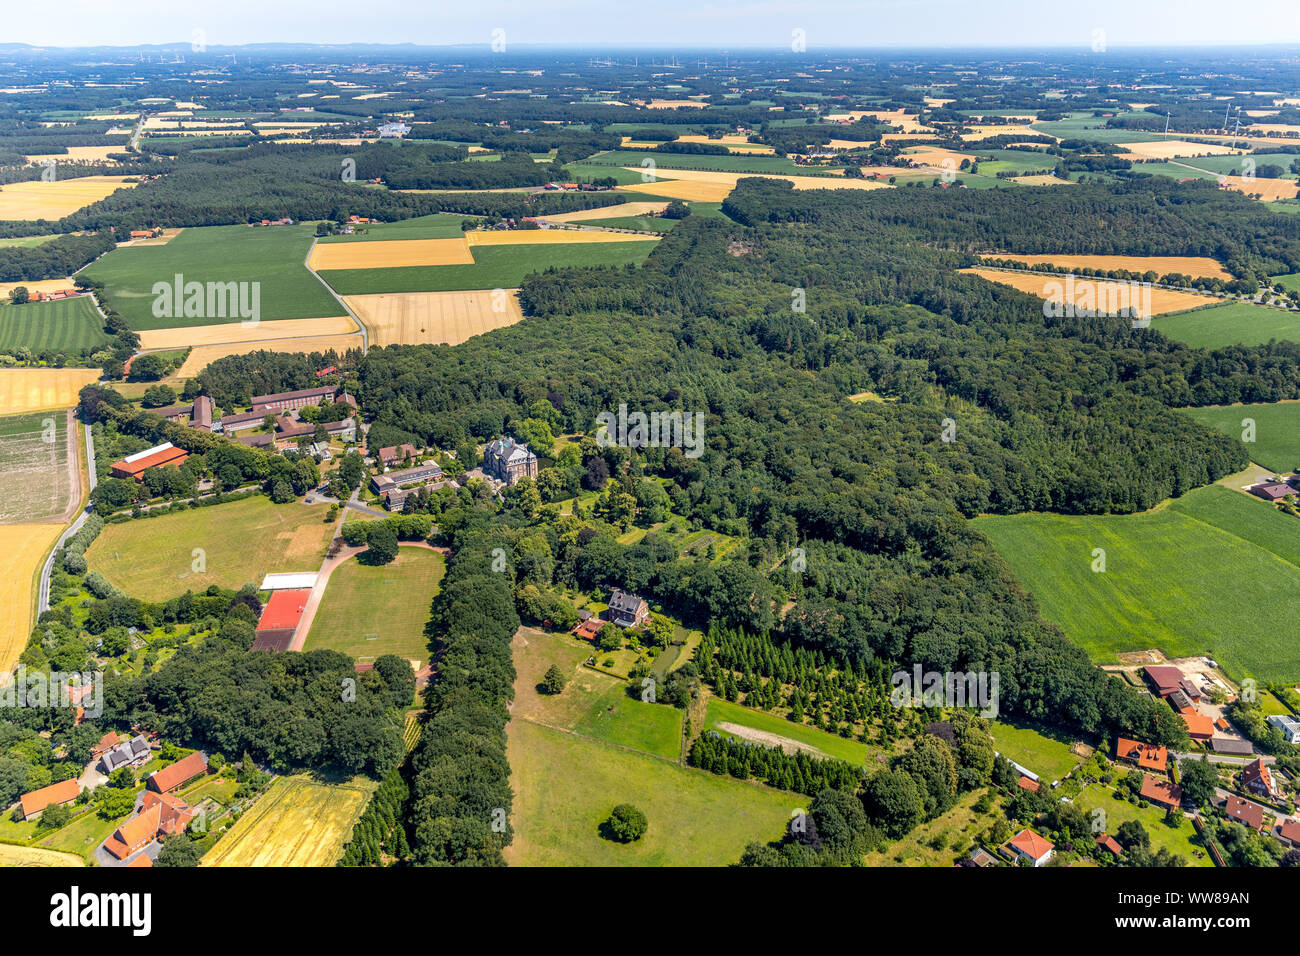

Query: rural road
<box><xmin>38</xmin><ymin>423</ymin><xmax>96</xmax><ymax>615</ymax></box>
<box><xmin>304</xmin><ymin>236</ymin><xmax>368</xmax><ymax>354</ymax></box>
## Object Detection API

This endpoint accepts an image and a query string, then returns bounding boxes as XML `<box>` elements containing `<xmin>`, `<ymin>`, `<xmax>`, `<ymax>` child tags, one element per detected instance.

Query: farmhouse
<box><xmin>378</xmin><ymin>443</ymin><xmax>418</xmax><ymax>468</ymax></box>
<box><xmin>606</xmin><ymin>588</ymin><xmax>650</xmax><ymax>627</ymax></box>
<box><xmin>482</xmin><ymin>436</ymin><xmax>538</xmax><ymax>485</ymax></box>
<box><xmin>1142</xmin><ymin>665</ymin><xmax>1200</xmax><ymax>702</ymax></box>
<box><xmin>103</xmin><ymin>790</ymin><xmax>195</xmax><ymax>861</ymax></box>
<box><xmin>252</xmin><ymin>588</ymin><xmax>311</xmax><ymax>652</ymax></box>
<box><xmin>1181</xmin><ymin>712</ymin><xmax>1215</xmax><ymax>741</ymax></box>
<box><xmin>1116</xmin><ymin>737</ymin><xmax>1168</xmax><ymax>773</ymax></box>
<box><xmin>251</xmin><ymin>384</ymin><xmax>337</xmax><ymax>413</ymax></box>
<box><xmin>1007</xmin><ymin>828</ymin><xmax>1054</xmax><ymax>866</ymax></box>
<box><xmin>109</xmin><ymin>442</ymin><xmax>189</xmax><ymax>480</ymax></box>
<box><xmin>98</xmin><ymin>734</ymin><xmax>151</xmax><ymax>774</ymax></box>
<box><xmin>1249</xmin><ymin>481</ymin><xmax>1293</xmax><ymax>501</ymax></box>
<box><xmin>1267</xmin><ymin>713</ymin><xmax>1300</xmax><ymax>744</ymax></box>
<box><xmin>1139</xmin><ymin>774</ymin><xmax>1184</xmax><ymax>810</ymax></box>
<box><xmin>1222</xmin><ymin>795</ymin><xmax>1266</xmax><ymax>831</ymax></box>
<box><xmin>146</xmin><ymin>751</ymin><xmax>208</xmax><ymax>794</ymax></box>
<box><xmin>1242</xmin><ymin>758</ymin><xmax>1280</xmax><ymax>800</ymax></box>
<box><xmin>18</xmin><ymin>778</ymin><xmax>79</xmax><ymax>820</ymax></box>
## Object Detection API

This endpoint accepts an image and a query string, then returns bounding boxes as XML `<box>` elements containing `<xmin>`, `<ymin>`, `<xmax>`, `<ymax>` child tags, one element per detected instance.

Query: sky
<box><xmin>8</xmin><ymin>0</ymin><xmax>1300</xmax><ymax>49</ymax></box>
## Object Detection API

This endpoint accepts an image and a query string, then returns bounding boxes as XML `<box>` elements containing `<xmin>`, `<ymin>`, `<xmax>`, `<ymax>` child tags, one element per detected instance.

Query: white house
<box><xmin>1008</xmin><ymin>828</ymin><xmax>1054</xmax><ymax>867</ymax></box>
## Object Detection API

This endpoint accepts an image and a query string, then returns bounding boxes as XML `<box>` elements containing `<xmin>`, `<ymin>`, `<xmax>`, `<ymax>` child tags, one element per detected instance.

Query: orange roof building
<box><xmin>1242</xmin><ymin>758</ymin><xmax>1278</xmax><ymax>799</ymax></box>
<box><xmin>146</xmin><ymin>751</ymin><xmax>207</xmax><ymax>794</ymax></box>
<box><xmin>19</xmin><ymin>778</ymin><xmax>80</xmax><ymax>820</ymax></box>
<box><xmin>1007</xmin><ymin>828</ymin><xmax>1054</xmax><ymax>866</ymax></box>
<box><xmin>103</xmin><ymin>790</ymin><xmax>195</xmax><ymax>860</ymax></box>
<box><xmin>1181</xmin><ymin>712</ymin><xmax>1214</xmax><ymax>740</ymax></box>
<box><xmin>1116</xmin><ymin>738</ymin><xmax>1168</xmax><ymax>773</ymax></box>
<box><xmin>1096</xmin><ymin>833</ymin><xmax>1123</xmax><ymax>856</ymax></box>
<box><xmin>1139</xmin><ymin>774</ymin><xmax>1184</xmax><ymax>810</ymax></box>
<box><xmin>1017</xmin><ymin>776</ymin><xmax>1040</xmax><ymax>793</ymax></box>
<box><xmin>109</xmin><ymin>442</ymin><xmax>189</xmax><ymax>480</ymax></box>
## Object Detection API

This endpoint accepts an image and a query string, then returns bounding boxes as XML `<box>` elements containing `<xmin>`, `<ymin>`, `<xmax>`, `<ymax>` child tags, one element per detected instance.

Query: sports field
<box><xmin>0</xmin><ymin>523</ymin><xmax>63</xmax><ymax>671</ymax></box>
<box><xmin>0</xmin><ymin>297</ymin><xmax>112</xmax><ymax>354</ymax></box>
<box><xmin>1181</xmin><ymin>401</ymin><xmax>1300</xmax><ymax>473</ymax></box>
<box><xmin>962</xmin><ymin>267</ymin><xmax>1222</xmax><ymax>317</ymax></box>
<box><xmin>973</xmin><ymin>483</ymin><xmax>1300</xmax><ymax>682</ymax></box>
<box><xmin>343</xmin><ymin>289</ymin><xmax>523</xmax><ymax>346</ymax></box>
<box><xmin>303</xmin><ymin>546</ymin><xmax>444</xmax><ymax>664</ymax></box>
<box><xmin>307</xmin><ymin>237</ymin><xmax>475</xmax><ymax>270</ymax></box>
<box><xmin>1152</xmin><ymin>302</ymin><xmax>1300</xmax><ymax>349</ymax></box>
<box><xmin>0</xmin><ymin>411</ymin><xmax>76</xmax><ymax>523</ymax></box>
<box><xmin>176</xmin><ymin>333</ymin><xmax>362</xmax><ymax>377</ymax></box>
<box><xmin>980</xmin><ymin>254</ymin><xmax>1231</xmax><ymax>281</ymax></box>
<box><xmin>317</xmin><ymin>241</ymin><xmax>659</xmax><ymax>296</ymax></box>
<box><xmin>86</xmin><ymin>497</ymin><xmax>337</xmax><ymax>601</ymax></box>
<box><xmin>137</xmin><ymin>314</ymin><xmax>357</xmax><ymax>351</ymax></box>
<box><xmin>0</xmin><ymin>176</ymin><xmax>135</xmax><ymax>220</ymax></box>
<box><xmin>201</xmin><ymin>774</ymin><xmax>378</xmax><ymax>867</ymax></box>
<box><xmin>81</xmin><ymin>224</ymin><xmax>344</xmax><ymax>330</ymax></box>
<box><xmin>0</xmin><ymin>368</ymin><xmax>100</xmax><ymax>415</ymax></box>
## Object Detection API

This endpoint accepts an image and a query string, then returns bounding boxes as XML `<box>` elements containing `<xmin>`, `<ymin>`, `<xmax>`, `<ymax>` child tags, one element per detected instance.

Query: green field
<box><xmin>1152</xmin><ymin>302</ymin><xmax>1300</xmax><ymax>349</ymax></box>
<box><xmin>1073</xmin><ymin>784</ymin><xmax>1213</xmax><ymax>866</ymax></box>
<box><xmin>505</xmin><ymin>719</ymin><xmax>796</xmax><ymax>866</ymax></box>
<box><xmin>317</xmin><ymin>240</ymin><xmax>658</xmax><ymax>295</ymax></box>
<box><xmin>570</xmin><ymin>214</ymin><xmax>677</xmax><ymax>232</ymax></box>
<box><xmin>0</xmin><ymin>297</ymin><xmax>112</xmax><ymax>354</ymax></box>
<box><xmin>974</xmin><ymin>484</ymin><xmax>1300</xmax><ymax>681</ymax></box>
<box><xmin>86</xmin><ymin>497</ymin><xmax>337</xmax><ymax>601</ymax></box>
<box><xmin>303</xmin><ymin>546</ymin><xmax>444</xmax><ymax>663</ymax></box>
<box><xmin>1274</xmin><ymin>272</ymin><xmax>1300</xmax><ymax>292</ymax></box>
<box><xmin>704</xmin><ymin>696</ymin><xmax>870</xmax><ymax>765</ymax></box>
<box><xmin>81</xmin><ymin>224</ymin><xmax>343</xmax><ymax>330</ymax></box>
<box><xmin>1181</xmin><ymin>401</ymin><xmax>1300</xmax><ymax>474</ymax></box>
<box><xmin>316</xmin><ymin>213</ymin><xmax>467</xmax><ymax>242</ymax></box>
<box><xmin>0</xmin><ymin>234</ymin><xmax>62</xmax><ymax>248</ymax></box>
<box><xmin>988</xmin><ymin>719</ymin><xmax>1085</xmax><ymax>783</ymax></box>
<box><xmin>0</xmin><ymin>410</ymin><xmax>74</xmax><ymax>523</ymax></box>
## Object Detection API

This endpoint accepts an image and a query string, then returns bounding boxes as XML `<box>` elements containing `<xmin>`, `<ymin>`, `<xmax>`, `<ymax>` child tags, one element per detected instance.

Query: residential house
<box><xmin>103</xmin><ymin>790</ymin><xmax>195</xmax><ymax>861</ymax></box>
<box><xmin>606</xmin><ymin>589</ymin><xmax>650</xmax><ymax>628</ymax></box>
<box><xmin>1007</xmin><ymin>828</ymin><xmax>1054</xmax><ymax>867</ymax></box>
<box><xmin>1267</xmin><ymin>713</ymin><xmax>1300</xmax><ymax>745</ymax></box>
<box><xmin>146</xmin><ymin>752</ymin><xmax>208</xmax><ymax>794</ymax></box>
<box><xmin>1276</xmin><ymin>819</ymin><xmax>1300</xmax><ymax>848</ymax></box>
<box><xmin>1095</xmin><ymin>833</ymin><xmax>1124</xmax><ymax>857</ymax></box>
<box><xmin>1116</xmin><ymin>738</ymin><xmax>1168</xmax><ymax>773</ymax></box>
<box><xmin>98</xmin><ymin>734</ymin><xmax>151</xmax><ymax>774</ymax></box>
<box><xmin>1250</xmin><ymin>481</ymin><xmax>1293</xmax><ymax>501</ymax></box>
<box><xmin>1139</xmin><ymin>774</ymin><xmax>1184</xmax><ymax>810</ymax></box>
<box><xmin>1242</xmin><ymin>758</ymin><xmax>1280</xmax><ymax>800</ymax></box>
<box><xmin>1223</xmin><ymin>795</ymin><xmax>1266</xmax><ymax>831</ymax></box>
<box><xmin>482</xmin><ymin>436</ymin><xmax>538</xmax><ymax>485</ymax></box>
<box><xmin>19</xmin><ymin>779</ymin><xmax>80</xmax><ymax>820</ymax></box>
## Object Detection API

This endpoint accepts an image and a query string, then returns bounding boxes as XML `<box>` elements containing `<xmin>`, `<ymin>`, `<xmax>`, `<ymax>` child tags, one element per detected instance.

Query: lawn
<box><xmin>81</xmin><ymin>224</ymin><xmax>343</xmax><ymax>330</ymax></box>
<box><xmin>1153</xmin><ymin>302</ymin><xmax>1300</xmax><ymax>349</ymax></box>
<box><xmin>86</xmin><ymin>497</ymin><xmax>337</xmax><ymax>601</ymax></box>
<box><xmin>504</xmin><ymin>719</ymin><xmax>797</xmax><ymax>866</ymax></box>
<box><xmin>303</xmin><ymin>546</ymin><xmax>444</xmax><ymax>664</ymax></box>
<box><xmin>316</xmin><ymin>240</ymin><xmax>658</xmax><ymax>295</ymax></box>
<box><xmin>0</xmin><ymin>410</ymin><xmax>75</xmax><ymax>523</ymax></box>
<box><xmin>987</xmin><ymin>719</ymin><xmax>1085</xmax><ymax>783</ymax></box>
<box><xmin>704</xmin><ymin>696</ymin><xmax>870</xmax><ymax>765</ymax></box>
<box><xmin>973</xmin><ymin>484</ymin><xmax>1300</xmax><ymax>682</ymax></box>
<box><xmin>35</xmin><ymin>807</ymin><xmax>126</xmax><ymax>863</ymax></box>
<box><xmin>1073</xmin><ymin>784</ymin><xmax>1213</xmax><ymax>866</ymax></box>
<box><xmin>1181</xmin><ymin>401</ymin><xmax>1300</xmax><ymax>474</ymax></box>
<box><xmin>316</xmin><ymin>213</ymin><xmax>467</xmax><ymax>242</ymax></box>
<box><xmin>201</xmin><ymin>773</ymin><xmax>378</xmax><ymax>867</ymax></box>
<box><xmin>0</xmin><ymin>297</ymin><xmax>112</xmax><ymax>354</ymax></box>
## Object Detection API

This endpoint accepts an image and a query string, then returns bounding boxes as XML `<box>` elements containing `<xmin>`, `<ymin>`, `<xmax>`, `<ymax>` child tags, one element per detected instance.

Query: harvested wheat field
<box><xmin>827</xmin><ymin>109</ymin><xmax>931</xmax><ymax>133</ymax></box>
<box><xmin>543</xmin><ymin>201</ymin><xmax>668</xmax><ymax>223</ymax></box>
<box><xmin>676</xmin><ymin>134</ymin><xmax>774</xmax><ymax>154</ymax></box>
<box><xmin>0</xmin><ymin>523</ymin><xmax>63</xmax><ymax>670</ymax></box>
<box><xmin>961</xmin><ymin>124</ymin><xmax>1044</xmax><ymax>141</ymax></box>
<box><xmin>23</xmin><ymin>146</ymin><xmax>125</xmax><ymax>164</ymax></box>
<box><xmin>465</xmin><ymin>228</ymin><xmax>659</xmax><ymax>246</ymax></box>
<box><xmin>620</xmin><ymin>137</ymin><xmax>665</xmax><ymax>150</ymax></box>
<box><xmin>0</xmin><ymin>368</ymin><xmax>101</xmax><ymax>414</ymax></box>
<box><xmin>307</xmin><ymin>237</ymin><xmax>474</xmax><ymax>270</ymax></box>
<box><xmin>1118</xmin><ymin>140</ymin><xmax>1243</xmax><ymax>160</ymax></box>
<box><xmin>1218</xmin><ymin>175</ymin><xmax>1300</xmax><ymax>201</ymax></box>
<box><xmin>0</xmin><ymin>278</ymin><xmax>78</xmax><ymax>298</ymax></box>
<box><xmin>138</xmin><ymin>315</ymin><xmax>357</xmax><ymax>351</ymax></box>
<box><xmin>979</xmin><ymin>254</ymin><xmax>1232</xmax><ymax>281</ymax></box>
<box><xmin>904</xmin><ymin>146</ymin><xmax>977</xmax><ymax>168</ymax></box>
<box><xmin>617</xmin><ymin>178</ymin><xmax>734</xmax><ymax>202</ymax></box>
<box><xmin>177</xmin><ymin>333</ymin><xmax>363</xmax><ymax>377</ymax></box>
<box><xmin>1009</xmin><ymin>174</ymin><xmax>1075</xmax><ymax>186</ymax></box>
<box><xmin>646</xmin><ymin>99</ymin><xmax>707</xmax><ymax>109</ymax></box>
<box><xmin>0</xmin><ymin>844</ymin><xmax>83</xmax><ymax>867</ymax></box>
<box><xmin>344</xmin><ymin>289</ymin><xmax>524</xmax><ymax>346</ymax></box>
<box><xmin>962</xmin><ymin>268</ymin><xmax>1222</xmax><ymax>317</ymax></box>
<box><xmin>0</xmin><ymin>176</ymin><xmax>136</xmax><ymax>220</ymax></box>
<box><xmin>619</xmin><ymin>167</ymin><xmax>889</xmax><ymax>202</ymax></box>
<box><xmin>882</xmin><ymin>132</ymin><xmax>940</xmax><ymax>144</ymax></box>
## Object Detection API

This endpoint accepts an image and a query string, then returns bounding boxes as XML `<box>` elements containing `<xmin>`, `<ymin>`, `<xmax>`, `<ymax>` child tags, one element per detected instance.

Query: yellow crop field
<box><xmin>307</xmin><ymin>237</ymin><xmax>474</xmax><ymax>270</ymax></box>
<box><xmin>827</xmin><ymin>109</ymin><xmax>932</xmax><ymax>133</ymax></box>
<box><xmin>1117</xmin><ymin>140</ymin><xmax>1243</xmax><ymax>159</ymax></box>
<box><xmin>0</xmin><ymin>278</ymin><xmax>78</xmax><ymax>298</ymax></box>
<box><xmin>676</xmin><ymin>134</ymin><xmax>774</xmax><ymax>154</ymax></box>
<box><xmin>1008</xmin><ymin>174</ymin><xmax>1074</xmax><ymax>186</ymax></box>
<box><xmin>882</xmin><ymin>132</ymin><xmax>940</xmax><ymax>143</ymax></box>
<box><xmin>138</xmin><ymin>315</ymin><xmax>357</xmax><ymax>351</ymax></box>
<box><xmin>201</xmin><ymin>774</ymin><xmax>377</xmax><ymax>867</ymax></box>
<box><xmin>344</xmin><ymin>289</ymin><xmax>524</xmax><ymax>346</ymax></box>
<box><xmin>1244</xmin><ymin>123</ymin><xmax>1300</xmax><ymax>137</ymax></box>
<box><xmin>904</xmin><ymin>146</ymin><xmax>977</xmax><ymax>168</ymax></box>
<box><xmin>961</xmin><ymin>268</ymin><xmax>1222</xmax><ymax>316</ymax></box>
<box><xmin>617</xmin><ymin>178</ymin><xmax>734</xmax><ymax>202</ymax></box>
<box><xmin>543</xmin><ymin>201</ymin><xmax>668</xmax><ymax>223</ymax></box>
<box><xmin>646</xmin><ymin>99</ymin><xmax>707</xmax><ymax>109</ymax></box>
<box><xmin>0</xmin><ymin>844</ymin><xmax>84</xmax><ymax>867</ymax></box>
<box><xmin>980</xmin><ymin>254</ymin><xmax>1232</xmax><ymax>281</ymax></box>
<box><xmin>0</xmin><ymin>368</ymin><xmax>101</xmax><ymax>415</ymax></box>
<box><xmin>0</xmin><ymin>524</ymin><xmax>63</xmax><ymax>672</ymax></box>
<box><xmin>1218</xmin><ymin>175</ymin><xmax>1300</xmax><ymax>201</ymax></box>
<box><xmin>961</xmin><ymin>124</ymin><xmax>1044</xmax><ymax>141</ymax></box>
<box><xmin>465</xmin><ymin>228</ymin><xmax>660</xmax><ymax>246</ymax></box>
<box><xmin>0</xmin><ymin>176</ymin><xmax>136</xmax><ymax>220</ymax></box>
<box><xmin>618</xmin><ymin>167</ymin><xmax>890</xmax><ymax>203</ymax></box>
<box><xmin>177</xmin><ymin>334</ymin><xmax>363</xmax><ymax>377</ymax></box>
<box><xmin>23</xmin><ymin>146</ymin><xmax>125</xmax><ymax>164</ymax></box>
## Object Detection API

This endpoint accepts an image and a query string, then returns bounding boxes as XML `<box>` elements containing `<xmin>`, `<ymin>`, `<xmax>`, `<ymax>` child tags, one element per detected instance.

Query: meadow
<box><xmin>704</xmin><ymin>696</ymin><xmax>870</xmax><ymax>765</ymax></box>
<box><xmin>303</xmin><ymin>546</ymin><xmax>444</xmax><ymax>664</ymax></box>
<box><xmin>315</xmin><ymin>212</ymin><xmax>466</xmax><ymax>241</ymax></box>
<box><xmin>86</xmin><ymin>497</ymin><xmax>337</xmax><ymax>601</ymax></box>
<box><xmin>81</xmin><ymin>224</ymin><xmax>344</xmax><ymax>330</ymax></box>
<box><xmin>1152</xmin><ymin>302</ymin><xmax>1300</xmax><ymax>349</ymax></box>
<box><xmin>973</xmin><ymin>484</ymin><xmax>1300</xmax><ymax>682</ymax></box>
<box><xmin>0</xmin><ymin>297</ymin><xmax>111</xmax><ymax>355</ymax></box>
<box><xmin>987</xmin><ymin>719</ymin><xmax>1085</xmax><ymax>783</ymax></box>
<box><xmin>862</xmin><ymin>789</ymin><xmax>1003</xmax><ymax>866</ymax></box>
<box><xmin>1073</xmin><ymin>784</ymin><xmax>1213</xmax><ymax>866</ymax></box>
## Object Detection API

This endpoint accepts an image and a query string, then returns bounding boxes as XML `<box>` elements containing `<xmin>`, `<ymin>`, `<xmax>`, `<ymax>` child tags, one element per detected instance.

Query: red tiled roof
<box><xmin>1182</xmin><ymin>712</ymin><xmax>1215</xmax><ymax>739</ymax></box>
<box><xmin>147</xmin><ymin>751</ymin><xmax>207</xmax><ymax>793</ymax></box>
<box><xmin>1278</xmin><ymin>819</ymin><xmax>1300</xmax><ymax>844</ymax></box>
<box><xmin>110</xmin><ymin>445</ymin><xmax>188</xmax><ymax>479</ymax></box>
<box><xmin>1096</xmin><ymin>833</ymin><xmax>1123</xmax><ymax>855</ymax></box>
<box><xmin>1008</xmin><ymin>828</ymin><xmax>1053</xmax><ymax>860</ymax></box>
<box><xmin>1243</xmin><ymin>758</ymin><xmax>1276</xmax><ymax>795</ymax></box>
<box><xmin>1139</xmin><ymin>774</ymin><xmax>1183</xmax><ymax>808</ymax></box>
<box><xmin>1224</xmin><ymin>796</ymin><xmax>1265</xmax><ymax>830</ymax></box>
<box><xmin>19</xmin><ymin>778</ymin><xmax>79</xmax><ymax>818</ymax></box>
<box><xmin>127</xmin><ymin>853</ymin><xmax>153</xmax><ymax>867</ymax></box>
<box><xmin>1116</xmin><ymin>737</ymin><xmax>1168</xmax><ymax>772</ymax></box>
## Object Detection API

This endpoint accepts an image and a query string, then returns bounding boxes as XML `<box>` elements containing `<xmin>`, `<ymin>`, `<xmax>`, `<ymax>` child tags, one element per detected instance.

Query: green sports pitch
<box><xmin>0</xmin><ymin>297</ymin><xmax>112</xmax><ymax>353</ymax></box>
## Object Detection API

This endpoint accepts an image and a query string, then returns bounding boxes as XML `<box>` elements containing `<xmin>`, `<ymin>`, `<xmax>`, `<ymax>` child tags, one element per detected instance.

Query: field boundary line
<box><xmin>304</xmin><ymin>236</ymin><xmax>368</xmax><ymax>354</ymax></box>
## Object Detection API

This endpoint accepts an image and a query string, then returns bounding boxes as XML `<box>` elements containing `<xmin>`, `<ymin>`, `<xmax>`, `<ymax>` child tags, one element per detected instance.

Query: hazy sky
<box><xmin>10</xmin><ymin>0</ymin><xmax>1300</xmax><ymax>49</ymax></box>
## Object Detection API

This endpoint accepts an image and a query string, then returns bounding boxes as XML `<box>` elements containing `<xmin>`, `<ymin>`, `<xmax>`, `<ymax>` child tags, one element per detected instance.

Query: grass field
<box><xmin>505</xmin><ymin>719</ymin><xmax>796</xmax><ymax>866</ymax></box>
<box><xmin>201</xmin><ymin>774</ymin><xmax>378</xmax><ymax>867</ymax></box>
<box><xmin>704</xmin><ymin>696</ymin><xmax>869</xmax><ymax>765</ymax></box>
<box><xmin>1152</xmin><ymin>302</ymin><xmax>1300</xmax><ymax>349</ymax></box>
<box><xmin>988</xmin><ymin>719</ymin><xmax>1085</xmax><ymax>782</ymax></box>
<box><xmin>316</xmin><ymin>213</ymin><xmax>466</xmax><ymax>242</ymax></box>
<box><xmin>0</xmin><ymin>410</ymin><xmax>74</xmax><ymax>523</ymax></box>
<box><xmin>317</xmin><ymin>241</ymin><xmax>658</xmax><ymax>295</ymax></box>
<box><xmin>303</xmin><ymin>546</ymin><xmax>444</xmax><ymax>664</ymax></box>
<box><xmin>962</xmin><ymin>267</ymin><xmax>1222</xmax><ymax>317</ymax></box>
<box><xmin>343</xmin><ymin>289</ymin><xmax>523</xmax><ymax>346</ymax></box>
<box><xmin>176</xmin><ymin>333</ymin><xmax>363</xmax><ymax>377</ymax></box>
<box><xmin>81</xmin><ymin>224</ymin><xmax>344</xmax><ymax>330</ymax></box>
<box><xmin>86</xmin><ymin>497</ymin><xmax>337</xmax><ymax>601</ymax></box>
<box><xmin>0</xmin><ymin>368</ymin><xmax>100</xmax><ymax>415</ymax></box>
<box><xmin>0</xmin><ymin>176</ymin><xmax>135</xmax><ymax>220</ymax></box>
<box><xmin>1074</xmin><ymin>784</ymin><xmax>1212</xmax><ymax>866</ymax></box>
<box><xmin>0</xmin><ymin>523</ymin><xmax>64</xmax><ymax>671</ymax></box>
<box><xmin>0</xmin><ymin>844</ymin><xmax>84</xmax><ymax>867</ymax></box>
<box><xmin>307</xmin><ymin>237</ymin><xmax>474</xmax><ymax>270</ymax></box>
<box><xmin>0</xmin><ymin>297</ymin><xmax>111</xmax><ymax>355</ymax></box>
<box><xmin>1182</xmin><ymin>401</ymin><xmax>1300</xmax><ymax>473</ymax></box>
<box><xmin>979</xmin><ymin>254</ymin><xmax>1231</xmax><ymax>281</ymax></box>
<box><xmin>136</xmin><ymin>314</ymin><xmax>357</xmax><ymax>351</ymax></box>
<box><xmin>973</xmin><ymin>483</ymin><xmax>1300</xmax><ymax>681</ymax></box>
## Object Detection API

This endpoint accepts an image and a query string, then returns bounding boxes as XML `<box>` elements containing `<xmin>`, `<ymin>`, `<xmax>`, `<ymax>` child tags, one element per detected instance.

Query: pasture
<box><xmin>1152</xmin><ymin>303</ymin><xmax>1300</xmax><ymax>349</ymax></box>
<box><xmin>86</xmin><ymin>497</ymin><xmax>337</xmax><ymax>601</ymax></box>
<box><xmin>0</xmin><ymin>410</ymin><xmax>76</xmax><ymax>524</ymax></box>
<box><xmin>973</xmin><ymin>483</ymin><xmax>1300</xmax><ymax>682</ymax></box>
<box><xmin>962</xmin><ymin>268</ymin><xmax>1222</xmax><ymax>317</ymax></box>
<box><xmin>176</xmin><ymin>333</ymin><xmax>363</xmax><ymax>377</ymax></box>
<box><xmin>307</xmin><ymin>237</ymin><xmax>474</xmax><ymax>270</ymax></box>
<box><xmin>81</xmin><ymin>224</ymin><xmax>344</xmax><ymax>330</ymax></box>
<box><xmin>201</xmin><ymin>774</ymin><xmax>378</xmax><ymax>867</ymax></box>
<box><xmin>303</xmin><ymin>546</ymin><xmax>444</xmax><ymax>664</ymax></box>
<box><xmin>343</xmin><ymin>289</ymin><xmax>524</xmax><ymax>346</ymax></box>
<box><xmin>704</xmin><ymin>696</ymin><xmax>869</xmax><ymax>765</ymax></box>
<box><xmin>0</xmin><ymin>176</ymin><xmax>135</xmax><ymax>220</ymax></box>
<box><xmin>316</xmin><ymin>213</ymin><xmax>466</xmax><ymax>242</ymax></box>
<box><xmin>987</xmin><ymin>720</ymin><xmax>1085</xmax><ymax>783</ymax></box>
<box><xmin>0</xmin><ymin>368</ymin><xmax>100</xmax><ymax>415</ymax></box>
<box><xmin>1180</xmin><ymin>402</ymin><xmax>1300</xmax><ymax>474</ymax></box>
<box><xmin>0</xmin><ymin>297</ymin><xmax>112</xmax><ymax>354</ymax></box>
<box><xmin>980</xmin><ymin>254</ymin><xmax>1231</xmax><ymax>281</ymax></box>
